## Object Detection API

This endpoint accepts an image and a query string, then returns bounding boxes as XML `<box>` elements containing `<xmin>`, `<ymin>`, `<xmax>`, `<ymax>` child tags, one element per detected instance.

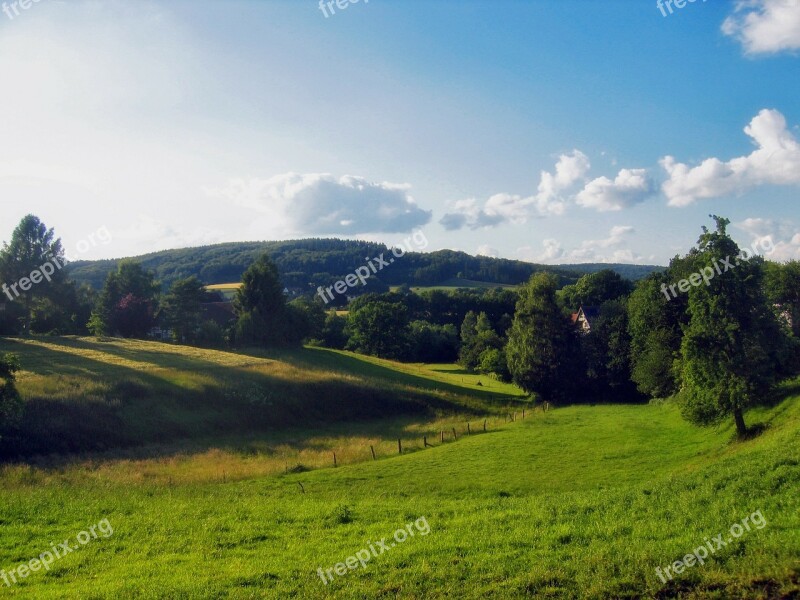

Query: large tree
<box><xmin>680</xmin><ymin>216</ymin><xmax>786</xmax><ymax>436</ymax></box>
<box><xmin>581</xmin><ymin>299</ymin><xmax>637</xmax><ymax>399</ymax></box>
<box><xmin>160</xmin><ymin>276</ymin><xmax>208</xmax><ymax>343</ymax></box>
<box><xmin>346</xmin><ymin>300</ymin><xmax>410</xmax><ymax>360</ymax></box>
<box><xmin>0</xmin><ymin>215</ymin><xmax>69</xmax><ymax>333</ymax></box>
<box><xmin>506</xmin><ymin>273</ymin><xmax>579</xmax><ymax>401</ymax></box>
<box><xmin>233</xmin><ymin>253</ymin><xmax>295</xmax><ymax>346</ymax></box>
<box><xmin>458</xmin><ymin>311</ymin><xmax>503</xmax><ymax>370</ymax></box>
<box><xmin>89</xmin><ymin>261</ymin><xmax>159</xmax><ymax>337</ymax></box>
<box><xmin>626</xmin><ymin>248</ymin><xmax>700</xmax><ymax>399</ymax></box>
<box><xmin>559</xmin><ymin>269</ymin><xmax>633</xmax><ymax>311</ymax></box>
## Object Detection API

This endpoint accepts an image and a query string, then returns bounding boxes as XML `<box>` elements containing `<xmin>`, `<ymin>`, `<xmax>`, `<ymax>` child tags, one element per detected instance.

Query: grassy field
<box><xmin>0</xmin><ymin>337</ymin><xmax>523</xmax><ymax>474</ymax></box>
<box><xmin>0</xmin><ymin>338</ymin><xmax>798</xmax><ymax>598</ymax></box>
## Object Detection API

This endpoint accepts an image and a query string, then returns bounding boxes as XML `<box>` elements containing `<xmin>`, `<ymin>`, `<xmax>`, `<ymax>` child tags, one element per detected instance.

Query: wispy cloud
<box><xmin>517</xmin><ymin>225</ymin><xmax>640</xmax><ymax>264</ymax></box>
<box><xmin>736</xmin><ymin>217</ymin><xmax>800</xmax><ymax>260</ymax></box>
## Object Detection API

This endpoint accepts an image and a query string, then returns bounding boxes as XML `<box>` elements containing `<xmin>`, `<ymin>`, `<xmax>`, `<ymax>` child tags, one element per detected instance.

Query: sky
<box><xmin>0</xmin><ymin>0</ymin><xmax>799</xmax><ymax>265</ymax></box>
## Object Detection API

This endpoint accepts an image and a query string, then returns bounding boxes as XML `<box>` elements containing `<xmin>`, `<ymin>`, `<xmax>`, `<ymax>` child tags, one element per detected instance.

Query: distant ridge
<box><xmin>66</xmin><ymin>239</ymin><xmax>664</xmax><ymax>291</ymax></box>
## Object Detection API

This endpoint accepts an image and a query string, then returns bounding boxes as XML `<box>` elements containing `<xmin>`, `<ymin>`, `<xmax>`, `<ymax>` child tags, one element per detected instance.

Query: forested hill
<box><xmin>66</xmin><ymin>239</ymin><xmax>663</xmax><ymax>291</ymax></box>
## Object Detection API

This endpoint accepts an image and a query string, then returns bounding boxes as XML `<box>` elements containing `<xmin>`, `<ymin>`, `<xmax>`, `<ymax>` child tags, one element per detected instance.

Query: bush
<box><xmin>0</xmin><ymin>353</ymin><xmax>23</xmax><ymax>441</ymax></box>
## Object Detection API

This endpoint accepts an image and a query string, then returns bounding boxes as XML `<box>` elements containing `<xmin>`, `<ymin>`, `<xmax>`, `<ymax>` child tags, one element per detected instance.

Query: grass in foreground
<box><xmin>0</xmin><ymin>376</ymin><xmax>798</xmax><ymax>598</ymax></box>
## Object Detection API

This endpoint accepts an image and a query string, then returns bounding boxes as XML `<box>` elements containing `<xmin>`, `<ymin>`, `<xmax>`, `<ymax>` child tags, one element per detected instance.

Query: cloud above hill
<box><xmin>214</xmin><ymin>172</ymin><xmax>432</xmax><ymax>235</ymax></box>
<box><xmin>439</xmin><ymin>151</ymin><xmax>653</xmax><ymax>230</ymax></box>
<box><xmin>517</xmin><ymin>225</ymin><xmax>641</xmax><ymax>264</ymax></box>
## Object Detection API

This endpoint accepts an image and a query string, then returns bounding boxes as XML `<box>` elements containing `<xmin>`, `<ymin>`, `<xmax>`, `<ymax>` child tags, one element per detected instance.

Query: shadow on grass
<box><xmin>263</xmin><ymin>345</ymin><xmax>525</xmax><ymax>404</ymax></box>
<box><xmin>0</xmin><ymin>337</ymin><xmax>496</xmax><ymax>462</ymax></box>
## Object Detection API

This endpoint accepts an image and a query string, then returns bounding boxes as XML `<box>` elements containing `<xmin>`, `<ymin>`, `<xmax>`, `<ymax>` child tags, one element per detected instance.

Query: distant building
<box><xmin>570</xmin><ymin>305</ymin><xmax>599</xmax><ymax>334</ymax></box>
<box><xmin>148</xmin><ymin>326</ymin><xmax>173</xmax><ymax>341</ymax></box>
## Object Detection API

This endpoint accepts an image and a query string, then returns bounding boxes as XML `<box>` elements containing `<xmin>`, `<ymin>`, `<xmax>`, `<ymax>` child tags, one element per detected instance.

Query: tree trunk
<box><xmin>733</xmin><ymin>407</ymin><xmax>747</xmax><ymax>437</ymax></box>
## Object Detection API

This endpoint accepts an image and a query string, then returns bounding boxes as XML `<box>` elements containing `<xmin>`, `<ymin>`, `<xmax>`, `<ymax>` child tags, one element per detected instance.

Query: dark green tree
<box><xmin>409</xmin><ymin>320</ymin><xmax>459</xmax><ymax>363</ymax></box>
<box><xmin>233</xmin><ymin>253</ymin><xmax>293</xmax><ymax>346</ymax></box>
<box><xmin>476</xmin><ymin>347</ymin><xmax>511</xmax><ymax>381</ymax></box>
<box><xmin>346</xmin><ymin>301</ymin><xmax>410</xmax><ymax>359</ymax></box>
<box><xmin>0</xmin><ymin>215</ymin><xmax>68</xmax><ymax>333</ymax></box>
<box><xmin>160</xmin><ymin>276</ymin><xmax>207</xmax><ymax>343</ymax></box>
<box><xmin>320</xmin><ymin>311</ymin><xmax>349</xmax><ymax>349</ymax></box>
<box><xmin>627</xmin><ymin>254</ymin><xmax>696</xmax><ymax>398</ymax></box>
<box><xmin>506</xmin><ymin>273</ymin><xmax>579</xmax><ymax>401</ymax></box>
<box><xmin>680</xmin><ymin>216</ymin><xmax>786</xmax><ymax>436</ymax></box>
<box><xmin>459</xmin><ymin>311</ymin><xmax>503</xmax><ymax>370</ymax></box>
<box><xmin>89</xmin><ymin>260</ymin><xmax>159</xmax><ymax>337</ymax></box>
<box><xmin>288</xmin><ymin>296</ymin><xmax>327</xmax><ymax>342</ymax></box>
<box><xmin>581</xmin><ymin>300</ymin><xmax>636</xmax><ymax>399</ymax></box>
<box><xmin>559</xmin><ymin>269</ymin><xmax>633</xmax><ymax>311</ymax></box>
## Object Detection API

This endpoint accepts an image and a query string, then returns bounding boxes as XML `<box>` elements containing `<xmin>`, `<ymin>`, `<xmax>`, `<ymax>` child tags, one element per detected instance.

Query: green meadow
<box><xmin>0</xmin><ymin>338</ymin><xmax>798</xmax><ymax>598</ymax></box>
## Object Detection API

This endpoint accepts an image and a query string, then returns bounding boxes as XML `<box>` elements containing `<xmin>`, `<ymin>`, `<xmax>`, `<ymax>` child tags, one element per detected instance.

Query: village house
<box><xmin>571</xmin><ymin>305</ymin><xmax>599</xmax><ymax>334</ymax></box>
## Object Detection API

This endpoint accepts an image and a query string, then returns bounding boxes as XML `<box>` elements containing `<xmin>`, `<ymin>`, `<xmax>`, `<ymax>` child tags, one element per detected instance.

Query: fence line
<box><xmin>278</xmin><ymin>404</ymin><xmax>548</xmax><ymax>479</ymax></box>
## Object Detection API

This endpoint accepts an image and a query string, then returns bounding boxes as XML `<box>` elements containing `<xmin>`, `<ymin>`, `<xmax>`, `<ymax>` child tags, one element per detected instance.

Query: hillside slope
<box><xmin>0</xmin><ymin>345</ymin><xmax>797</xmax><ymax>597</ymax></box>
<box><xmin>0</xmin><ymin>337</ymin><xmax>522</xmax><ymax>459</ymax></box>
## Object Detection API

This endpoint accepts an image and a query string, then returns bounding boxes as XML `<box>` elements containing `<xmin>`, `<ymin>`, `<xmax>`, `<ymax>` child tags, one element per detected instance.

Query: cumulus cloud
<box><xmin>575</xmin><ymin>168</ymin><xmax>654</xmax><ymax>211</ymax></box>
<box><xmin>214</xmin><ymin>172</ymin><xmax>431</xmax><ymax>235</ymax></box>
<box><xmin>660</xmin><ymin>109</ymin><xmax>800</xmax><ymax>206</ymax></box>
<box><xmin>476</xmin><ymin>244</ymin><xmax>499</xmax><ymax>257</ymax></box>
<box><xmin>722</xmin><ymin>0</ymin><xmax>800</xmax><ymax>55</ymax></box>
<box><xmin>517</xmin><ymin>225</ymin><xmax>641</xmax><ymax>264</ymax></box>
<box><xmin>535</xmin><ymin>150</ymin><xmax>592</xmax><ymax>214</ymax></box>
<box><xmin>736</xmin><ymin>217</ymin><xmax>800</xmax><ymax>260</ymax></box>
<box><xmin>439</xmin><ymin>150</ymin><xmax>590</xmax><ymax>230</ymax></box>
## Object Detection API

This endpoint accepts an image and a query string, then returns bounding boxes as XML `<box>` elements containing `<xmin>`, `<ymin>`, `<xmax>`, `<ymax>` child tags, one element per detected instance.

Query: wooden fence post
<box><xmin>333</xmin><ymin>452</ymin><xmax>337</xmax><ymax>467</ymax></box>
<box><xmin>441</xmin><ymin>430</ymin><xmax>444</xmax><ymax>443</ymax></box>
<box><xmin>467</xmin><ymin>423</ymin><xmax>471</xmax><ymax>435</ymax></box>
<box><xmin>398</xmin><ymin>439</ymin><xmax>402</xmax><ymax>454</ymax></box>
<box><xmin>452</xmin><ymin>427</ymin><xmax>457</xmax><ymax>441</ymax></box>
<box><xmin>483</xmin><ymin>419</ymin><xmax>487</xmax><ymax>432</ymax></box>
<box><xmin>370</xmin><ymin>445</ymin><xmax>376</xmax><ymax>460</ymax></box>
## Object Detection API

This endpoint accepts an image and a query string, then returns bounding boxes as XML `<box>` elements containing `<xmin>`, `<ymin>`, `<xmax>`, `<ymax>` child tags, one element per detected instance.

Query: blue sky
<box><xmin>0</xmin><ymin>0</ymin><xmax>798</xmax><ymax>265</ymax></box>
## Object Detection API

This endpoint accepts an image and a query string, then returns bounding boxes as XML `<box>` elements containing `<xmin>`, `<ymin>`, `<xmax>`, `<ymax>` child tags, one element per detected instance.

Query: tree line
<box><xmin>1</xmin><ymin>214</ymin><xmax>798</xmax><ymax>439</ymax></box>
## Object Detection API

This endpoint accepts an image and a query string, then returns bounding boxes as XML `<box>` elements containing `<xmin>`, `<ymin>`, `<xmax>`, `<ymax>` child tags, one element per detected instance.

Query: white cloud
<box><xmin>575</xmin><ymin>168</ymin><xmax>653</xmax><ymax>211</ymax></box>
<box><xmin>476</xmin><ymin>244</ymin><xmax>499</xmax><ymax>257</ymax></box>
<box><xmin>535</xmin><ymin>150</ymin><xmax>592</xmax><ymax>215</ymax></box>
<box><xmin>517</xmin><ymin>226</ymin><xmax>641</xmax><ymax>264</ymax></box>
<box><xmin>736</xmin><ymin>217</ymin><xmax>800</xmax><ymax>260</ymax></box>
<box><xmin>212</xmin><ymin>172</ymin><xmax>432</xmax><ymax>235</ymax></box>
<box><xmin>439</xmin><ymin>150</ymin><xmax>591</xmax><ymax>230</ymax></box>
<box><xmin>722</xmin><ymin>0</ymin><xmax>800</xmax><ymax>55</ymax></box>
<box><xmin>660</xmin><ymin>109</ymin><xmax>800</xmax><ymax>206</ymax></box>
